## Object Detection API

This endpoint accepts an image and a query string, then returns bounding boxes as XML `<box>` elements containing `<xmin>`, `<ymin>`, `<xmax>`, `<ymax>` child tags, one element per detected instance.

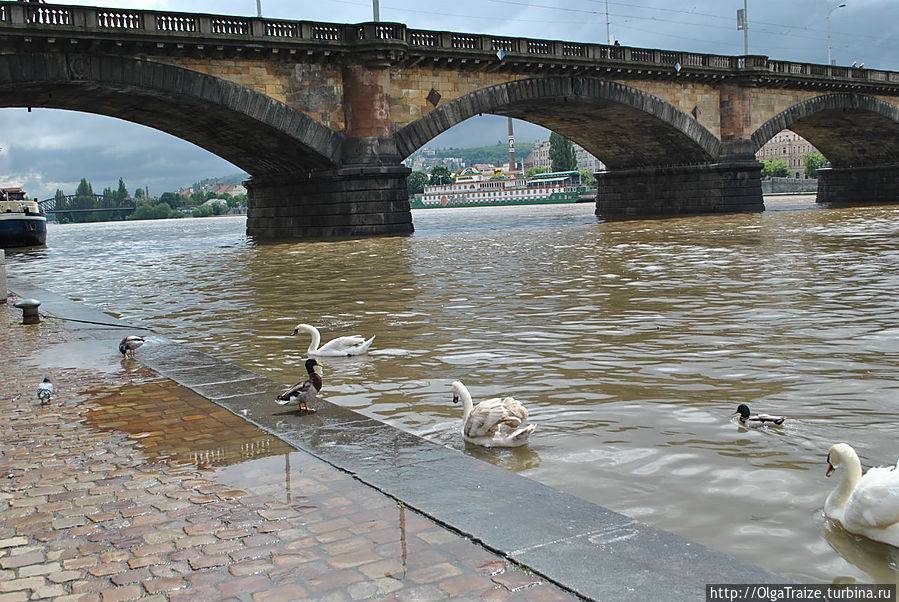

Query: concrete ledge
<box><xmin>9</xmin><ymin>277</ymin><xmax>785</xmax><ymax>600</ymax></box>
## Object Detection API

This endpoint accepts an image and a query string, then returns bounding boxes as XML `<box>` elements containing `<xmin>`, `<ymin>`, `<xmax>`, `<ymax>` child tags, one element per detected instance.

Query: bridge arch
<box><xmin>751</xmin><ymin>94</ymin><xmax>899</xmax><ymax>167</ymax></box>
<box><xmin>0</xmin><ymin>53</ymin><xmax>343</xmax><ymax>174</ymax></box>
<box><xmin>395</xmin><ymin>77</ymin><xmax>721</xmax><ymax>169</ymax></box>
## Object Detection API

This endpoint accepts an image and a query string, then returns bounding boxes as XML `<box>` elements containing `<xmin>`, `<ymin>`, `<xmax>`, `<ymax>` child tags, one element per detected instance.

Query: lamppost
<box><xmin>827</xmin><ymin>3</ymin><xmax>846</xmax><ymax>66</ymax></box>
<box><xmin>604</xmin><ymin>0</ymin><xmax>611</xmax><ymax>44</ymax></box>
<box><xmin>373</xmin><ymin>0</ymin><xmax>380</xmax><ymax>22</ymax></box>
<box><xmin>255</xmin><ymin>0</ymin><xmax>262</xmax><ymax>18</ymax></box>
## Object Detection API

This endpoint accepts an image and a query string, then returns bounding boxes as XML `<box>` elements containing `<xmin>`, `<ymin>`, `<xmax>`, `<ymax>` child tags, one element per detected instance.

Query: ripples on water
<box><xmin>9</xmin><ymin>196</ymin><xmax>899</xmax><ymax>583</ymax></box>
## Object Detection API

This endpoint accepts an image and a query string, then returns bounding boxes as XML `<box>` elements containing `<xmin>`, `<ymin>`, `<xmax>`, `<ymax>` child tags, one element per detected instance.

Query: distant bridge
<box><xmin>1</xmin><ymin>2</ymin><xmax>897</xmax><ymax>238</ymax></box>
<box><xmin>39</xmin><ymin>194</ymin><xmax>136</xmax><ymax>218</ymax></box>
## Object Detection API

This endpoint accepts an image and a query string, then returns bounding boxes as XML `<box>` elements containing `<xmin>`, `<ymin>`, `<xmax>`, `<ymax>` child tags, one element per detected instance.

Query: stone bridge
<box><xmin>0</xmin><ymin>2</ymin><xmax>896</xmax><ymax>239</ymax></box>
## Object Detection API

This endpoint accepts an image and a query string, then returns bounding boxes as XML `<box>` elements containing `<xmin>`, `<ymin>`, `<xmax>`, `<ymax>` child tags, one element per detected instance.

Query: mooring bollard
<box><xmin>13</xmin><ymin>298</ymin><xmax>41</xmax><ymax>324</ymax></box>
<box><xmin>0</xmin><ymin>250</ymin><xmax>6</xmax><ymax>303</ymax></box>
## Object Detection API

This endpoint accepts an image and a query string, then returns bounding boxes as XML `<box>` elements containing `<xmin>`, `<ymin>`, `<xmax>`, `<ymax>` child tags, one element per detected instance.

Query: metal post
<box><xmin>373</xmin><ymin>0</ymin><xmax>380</xmax><ymax>22</ymax></box>
<box><xmin>0</xmin><ymin>250</ymin><xmax>6</xmax><ymax>303</ymax></box>
<box><xmin>827</xmin><ymin>3</ymin><xmax>846</xmax><ymax>66</ymax></box>
<box><xmin>743</xmin><ymin>0</ymin><xmax>749</xmax><ymax>55</ymax></box>
<box><xmin>604</xmin><ymin>0</ymin><xmax>611</xmax><ymax>44</ymax></box>
<box><xmin>255</xmin><ymin>0</ymin><xmax>262</xmax><ymax>18</ymax></box>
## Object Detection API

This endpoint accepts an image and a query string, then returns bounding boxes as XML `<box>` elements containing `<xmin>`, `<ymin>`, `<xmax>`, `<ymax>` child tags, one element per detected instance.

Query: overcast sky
<box><xmin>1</xmin><ymin>0</ymin><xmax>895</xmax><ymax>199</ymax></box>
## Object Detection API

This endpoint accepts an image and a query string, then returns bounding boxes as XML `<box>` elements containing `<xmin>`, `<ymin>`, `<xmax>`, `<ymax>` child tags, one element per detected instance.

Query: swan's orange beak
<box><xmin>826</xmin><ymin>452</ymin><xmax>835</xmax><ymax>477</ymax></box>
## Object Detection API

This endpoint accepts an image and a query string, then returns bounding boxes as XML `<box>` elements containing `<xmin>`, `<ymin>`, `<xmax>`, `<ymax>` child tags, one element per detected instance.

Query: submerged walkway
<box><xmin>2</xmin><ymin>278</ymin><xmax>781</xmax><ymax>601</ymax></box>
<box><xmin>0</xmin><ymin>301</ymin><xmax>574</xmax><ymax>601</ymax></box>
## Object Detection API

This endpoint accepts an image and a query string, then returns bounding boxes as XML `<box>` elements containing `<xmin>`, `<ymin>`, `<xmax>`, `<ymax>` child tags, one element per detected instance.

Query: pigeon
<box><xmin>37</xmin><ymin>377</ymin><xmax>53</xmax><ymax>406</ymax></box>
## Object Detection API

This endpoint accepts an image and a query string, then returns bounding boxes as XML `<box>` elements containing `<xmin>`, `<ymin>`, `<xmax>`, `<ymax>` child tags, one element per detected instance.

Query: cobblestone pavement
<box><xmin>0</xmin><ymin>301</ymin><xmax>579</xmax><ymax>601</ymax></box>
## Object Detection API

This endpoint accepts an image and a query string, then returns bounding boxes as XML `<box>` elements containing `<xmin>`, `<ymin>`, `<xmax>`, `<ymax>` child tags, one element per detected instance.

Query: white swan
<box><xmin>825</xmin><ymin>443</ymin><xmax>899</xmax><ymax>548</ymax></box>
<box><xmin>292</xmin><ymin>323</ymin><xmax>375</xmax><ymax>357</ymax></box>
<box><xmin>450</xmin><ymin>381</ymin><xmax>535</xmax><ymax>448</ymax></box>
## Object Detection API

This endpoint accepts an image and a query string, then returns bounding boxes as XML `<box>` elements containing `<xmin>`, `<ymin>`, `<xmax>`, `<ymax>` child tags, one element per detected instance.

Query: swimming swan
<box><xmin>292</xmin><ymin>323</ymin><xmax>375</xmax><ymax>357</ymax></box>
<box><xmin>825</xmin><ymin>443</ymin><xmax>899</xmax><ymax>548</ymax></box>
<box><xmin>450</xmin><ymin>380</ymin><xmax>535</xmax><ymax>448</ymax></box>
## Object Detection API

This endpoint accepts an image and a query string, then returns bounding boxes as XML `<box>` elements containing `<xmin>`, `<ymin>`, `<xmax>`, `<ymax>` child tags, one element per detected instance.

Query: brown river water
<box><xmin>8</xmin><ymin>195</ymin><xmax>899</xmax><ymax>584</ymax></box>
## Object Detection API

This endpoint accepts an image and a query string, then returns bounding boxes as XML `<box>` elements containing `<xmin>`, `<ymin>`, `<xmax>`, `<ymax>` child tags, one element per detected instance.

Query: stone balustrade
<box><xmin>1</xmin><ymin>1</ymin><xmax>896</xmax><ymax>87</ymax></box>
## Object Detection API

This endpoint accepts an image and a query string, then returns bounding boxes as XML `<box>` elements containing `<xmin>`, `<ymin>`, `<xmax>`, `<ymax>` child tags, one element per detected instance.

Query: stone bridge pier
<box><xmin>817</xmin><ymin>165</ymin><xmax>898</xmax><ymax>204</ymax></box>
<box><xmin>593</xmin><ymin>148</ymin><xmax>763</xmax><ymax>218</ymax></box>
<box><xmin>246</xmin><ymin>62</ymin><xmax>412</xmax><ymax>239</ymax></box>
<box><xmin>594</xmin><ymin>83</ymin><xmax>763</xmax><ymax>219</ymax></box>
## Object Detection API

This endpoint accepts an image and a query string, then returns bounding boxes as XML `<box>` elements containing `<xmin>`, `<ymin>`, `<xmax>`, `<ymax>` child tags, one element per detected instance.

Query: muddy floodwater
<box><xmin>9</xmin><ymin>195</ymin><xmax>899</xmax><ymax>584</ymax></box>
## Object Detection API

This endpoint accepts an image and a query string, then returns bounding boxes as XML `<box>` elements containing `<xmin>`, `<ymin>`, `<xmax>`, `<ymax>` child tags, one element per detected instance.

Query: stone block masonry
<box><xmin>246</xmin><ymin>165</ymin><xmax>414</xmax><ymax>239</ymax></box>
<box><xmin>595</xmin><ymin>159</ymin><xmax>764</xmax><ymax>218</ymax></box>
<box><xmin>817</xmin><ymin>165</ymin><xmax>899</xmax><ymax>204</ymax></box>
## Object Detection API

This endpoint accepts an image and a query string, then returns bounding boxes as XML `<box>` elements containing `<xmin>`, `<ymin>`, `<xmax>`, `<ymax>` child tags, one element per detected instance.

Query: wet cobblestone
<box><xmin>0</xmin><ymin>301</ymin><xmax>578</xmax><ymax>601</ymax></box>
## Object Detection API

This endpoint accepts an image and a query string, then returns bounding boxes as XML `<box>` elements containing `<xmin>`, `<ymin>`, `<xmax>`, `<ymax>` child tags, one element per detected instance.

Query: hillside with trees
<box><xmin>430</xmin><ymin>142</ymin><xmax>535</xmax><ymax>166</ymax></box>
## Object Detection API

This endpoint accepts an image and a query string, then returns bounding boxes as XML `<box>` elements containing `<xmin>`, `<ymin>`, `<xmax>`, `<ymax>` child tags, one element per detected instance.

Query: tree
<box><xmin>549</xmin><ymin>132</ymin><xmax>577</xmax><ymax>172</ymax></box>
<box><xmin>100</xmin><ymin>187</ymin><xmax>116</xmax><ymax>209</ymax></box>
<box><xmin>129</xmin><ymin>201</ymin><xmax>183</xmax><ymax>220</ymax></box>
<box><xmin>191</xmin><ymin>201</ymin><xmax>227</xmax><ymax>217</ymax></box>
<box><xmin>526</xmin><ymin>166</ymin><xmax>548</xmax><ymax>177</ymax></box>
<box><xmin>134</xmin><ymin>187</ymin><xmax>145</xmax><ymax>201</ymax></box>
<box><xmin>70</xmin><ymin>178</ymin><xmax>97</xmax><ymax>223</ymax></box>
<box><xmin>803</xmin><ymin>152</ymin><xmax>827</xmax><ymax>178</ymax></box>
<box><xmin>53</xmin><ymin>189</ymin><xmax>71</xmax><ymax>223</ymax></box>
<box><xmin>761</xmin><ymin>159</ymin><xmax>790</xmax><ymax>178</ymax></box>
<box><xmin>115</xmin><ymin>178</ymin><xmax>130</xmax><ymax>203</ymax></box>
<box><xmin>159</xmin><ymin>191</ymin><xmax>182</xmax><ymax>207</ymax></box>
<box><xmin>407</xmin><ymin>171</ymin><xmax>429</xmax><ymax>197</ymax></box>
<box><xmin>579</xmin><ymin>169</ymin><xmax>597</xmax><ymax>187</ymax></box>
<box><xmin>429</xmin><ymin>166</ymin><xmax>454</xmax><ymax>185</ymax></box>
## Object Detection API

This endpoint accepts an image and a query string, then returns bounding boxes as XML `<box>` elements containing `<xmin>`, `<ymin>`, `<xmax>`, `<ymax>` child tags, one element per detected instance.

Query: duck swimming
<box><xmin>450</xmin><ymin>380</ymin><xmax>535</xmax><ymax>448</ymax></box>
<box><xmin>825</xmin><ymin>443</ymin><xmax>899</xmax><ymax>548</ymax></box>
<box><xmin>276</xmin><ymin>358</ymin><xmax>323</xmax><ymax>414</ymax></box>
<box><xmin>119</xmin><ymin>335</ymin><xmax>146</xmax><ymax>358</ymax></box>
<box><xmin>733</xmin><ymin>403</ymin><xmax>785</xmax><ymax>426</ymax></box>
<box><xmin>292</xmin><ymin>323</ymin><xmax>375</xmax><ymax>357</ymax></box>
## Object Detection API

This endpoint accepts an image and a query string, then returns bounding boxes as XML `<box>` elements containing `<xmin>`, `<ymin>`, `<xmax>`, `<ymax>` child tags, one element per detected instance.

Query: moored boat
<box><xmin>0</xmin><ymin>187</ymin><xmax>47</xmax><ymax>248</ymax></box>
<box><xmin>411</xmin><ymin>169</ymin><xmax>596</xmax><ymax>209</ymax></box>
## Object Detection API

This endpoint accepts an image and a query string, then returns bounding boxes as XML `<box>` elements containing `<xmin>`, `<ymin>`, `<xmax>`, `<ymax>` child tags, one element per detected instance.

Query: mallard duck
<box><xmin>37</xmin><ymin>377</ymin><xmax>53</xmax><ymax>406</ymax></box>
<box><xmin>825</xmin><ymin>443</ymin><xmax>899</xmax><ymax>548</ymax></box>
<box><xmin>119</xmin><ymin>335</ymin><xmax>146</xmax><ymax>358</ymax></box>
<box><xmin>450</xmin><ymin>381</ymin><xmax>535</xmax><ymax>448</ymax></box>
<box><xmin>292</xmin><ymin>323</ymin><xmax>374</xmax><ymax>357</ymax></box>
<box><xmin>733</xmin><ymin>403</ymin><xmax>785</xmax><ymax>425</ymax></box>
<box><xmin>276</xmin><ymin>358</ymin><xmax>323</xmax><ymax>414</ymax></box>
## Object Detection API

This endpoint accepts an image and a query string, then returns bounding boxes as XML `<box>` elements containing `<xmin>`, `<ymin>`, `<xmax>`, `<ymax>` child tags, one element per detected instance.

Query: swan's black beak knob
<box><xmin>452</xmin><ymin>395</ymin><xmax>459</xmax><ymax>404</ymax></box>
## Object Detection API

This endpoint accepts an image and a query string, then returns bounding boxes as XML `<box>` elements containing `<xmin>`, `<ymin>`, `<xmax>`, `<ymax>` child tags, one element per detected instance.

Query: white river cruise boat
<box><xmin>411</xmin><ymin>169</ymin><xmax>595</xmax><ymax>209</ymax></box>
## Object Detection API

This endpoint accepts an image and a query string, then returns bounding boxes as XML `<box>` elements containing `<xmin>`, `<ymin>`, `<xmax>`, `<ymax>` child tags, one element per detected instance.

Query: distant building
<box><xmin>404</xmin><ymin>149</ymin><xmax>464</xmax><ymax>172</ymax></box>
<box><xmin>755</xmin><ymin>130</ymin><xmax>822</xmax><ymax>179</ymax></box>
<box><xmin>523</xmin><ymin>139</ymin><xmax>604</xmax><ymax>173</ymax></box>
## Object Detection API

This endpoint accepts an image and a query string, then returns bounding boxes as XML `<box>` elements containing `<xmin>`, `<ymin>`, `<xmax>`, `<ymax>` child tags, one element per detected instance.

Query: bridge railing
<box><xmin>2</xmin><ymin>1</ymin><xmax>897</xmax><ymax>85</ymax></box>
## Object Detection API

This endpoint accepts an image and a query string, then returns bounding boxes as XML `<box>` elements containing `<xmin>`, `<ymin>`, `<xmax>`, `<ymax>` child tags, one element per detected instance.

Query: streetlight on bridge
<box><xmin>827</xmin><ymin>2</ymin><xmax>846</xmax><ymax>66</ymax></box>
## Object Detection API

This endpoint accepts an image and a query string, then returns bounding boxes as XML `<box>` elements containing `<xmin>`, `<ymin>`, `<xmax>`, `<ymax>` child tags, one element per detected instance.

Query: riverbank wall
<box><xmin>761</xmin><ymin>177</ymin><xmax>818</xmax><ymax>194</ymax></box>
